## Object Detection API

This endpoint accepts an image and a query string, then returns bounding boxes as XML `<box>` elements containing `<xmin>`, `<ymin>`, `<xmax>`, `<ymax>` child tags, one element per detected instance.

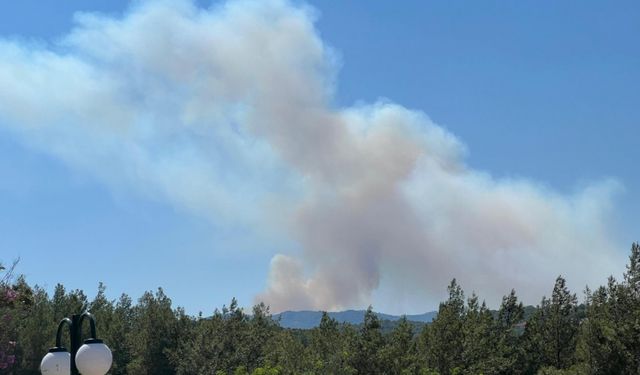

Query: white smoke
<box><xmin>0</xmin><ymin>0</ymin><xmax>625</xmax><ymax>313</ymax></box>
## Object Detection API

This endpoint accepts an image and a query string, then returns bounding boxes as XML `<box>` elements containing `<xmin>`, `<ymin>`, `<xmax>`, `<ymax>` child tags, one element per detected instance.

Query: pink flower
<box><xmin>0</xmin><ymin>352</ymin><xmax>15</xmax><ymax>369</ymax></box>
<box><xmin>4</xmin><ymin>289</ymin><xmax>17</xmax><ymax>302</ymax></box>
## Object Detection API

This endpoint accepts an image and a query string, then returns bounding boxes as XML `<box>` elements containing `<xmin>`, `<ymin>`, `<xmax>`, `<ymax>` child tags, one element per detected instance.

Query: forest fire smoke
<box><xmin>0</xmin><ymin>0</ymin><xmax>624</xmax><ymax>312</ymax></box>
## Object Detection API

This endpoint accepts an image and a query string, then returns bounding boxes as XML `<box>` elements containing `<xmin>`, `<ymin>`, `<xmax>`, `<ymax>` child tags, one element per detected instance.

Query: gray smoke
<box><xmin>0</xmin><ymin>0</ymin><xmax>625</xmax><ymax>313</ymax></box>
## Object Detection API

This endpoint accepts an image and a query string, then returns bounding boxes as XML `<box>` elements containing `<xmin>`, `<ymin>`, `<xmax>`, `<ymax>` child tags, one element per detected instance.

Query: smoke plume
<box><xmin>0</xmin><ymin>0</ymin><xmax>625</xmax><ymax>312</ymax></box>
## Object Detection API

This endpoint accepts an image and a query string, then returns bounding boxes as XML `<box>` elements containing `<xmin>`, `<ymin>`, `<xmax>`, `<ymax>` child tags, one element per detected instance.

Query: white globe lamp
<box><xmin>41</xmin><ymin>313</ymin><xmax>112</xmax><ymax>375</ymax></box>
<box><xmin>40</xmin><ymin>349</ymin><xmax>70</xmax><ymax>375</ymax></box>
<box><xmin>75</xmin><ymin>339</ymin><xmax>112</xmax><ymax>375</ymax></box>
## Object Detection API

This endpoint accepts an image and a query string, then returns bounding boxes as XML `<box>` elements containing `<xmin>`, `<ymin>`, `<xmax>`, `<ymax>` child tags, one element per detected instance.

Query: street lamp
<box><xmin>40</xmin><ymin>312</ymin><xmax>112</xmax><ymax>375</ymax></box>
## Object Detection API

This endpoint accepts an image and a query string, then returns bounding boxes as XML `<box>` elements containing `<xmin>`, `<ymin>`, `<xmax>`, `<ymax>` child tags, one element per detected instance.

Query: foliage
<box><xmin>0</xmin><ymin>261</ymin><xmax>31</xmax><ymax>374</ymax></box>
<box><xmin>2</xmin><ymin>242</ymin><xmax>640</xmax><ymax>374</ymax></box>
<box><xmin>423</xmin><ymin>279</ymin><xmax>465</xmax><ymax>374</ymax></box>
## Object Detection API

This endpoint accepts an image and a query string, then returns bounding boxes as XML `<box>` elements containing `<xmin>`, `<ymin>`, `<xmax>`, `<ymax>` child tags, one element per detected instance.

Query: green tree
<box><xmin>263</xmin><ymin>329</ymin><xmax>307</xmax><ymax>375</ymax></box>
<box><xmin>246</xmin><ymin>303</ymin><xmax>278</xmax><ymax>370</ymax></box>
<box><xmin>575</xmin><ymin>283</ymin><xmax>627</xmax><ymax>374</ymax></box>
<box><xmin>577</xmin><ymin>243</ymin><xmax>640</xmax><ymax>374</ymax></box>
<box><xmin>424</xmin><ymin>279</ymin><xmax>465</xmax><ymax>374</ymax></box>
<box><xmin>86</xmin><ymin>283</ymin><xmax>115</xmax><ymax>345</ymax></box>
<box><xmin>625</xmin><ymin>242</ymin><xmax>640</xmax><ymax>296</ymax></box>
<box><xmin>127</xmin><ymin>288</ymin><xmax>178</xmax><ymax>375</ymax></box>
<box><xmin>14</xmin><ymin>285</ymin><xmax>52</xmax><ymax>375</ymax></box>
<box><xmin>460</xmin><ymin>293</ymin><xmax>496</xmax><ymax>374</ymax></box>
<box><xmin>494</xmin><ymin>289</ymin><xmax>525</xmax><ymax>374</ymax></box>
<box><xmin>307</xmin><ymin>312</ymin><xmax>353</xmax><ymax>374</ymax></box>
<box><xmin>169</xmin><ymin>298</ymin><xmax>277</xmax><ymax>374</ymax></box>
<box><xmin>168</xmin><ymin>310</ymin><xmax>219</xmax><ymax>375</ymax></box>
<box><xmin>521</xmin><ymin>276</ymin><xmax>579</xmax><ymax>373</ymax></box>
<box><xmin>622</xmin><ymin>242</ymin><xmax>640</xmax><ymax>372</ymax></box>
<box><xmin>545</xmin><ymin>276</ymin><xmax>579</xmax><ymax>369</ymax></box>
<box><xmin>519</xmin><ymin>303</ymin><xmax>545</xmax><ymax>375</ymax></box>
<box><xmin>351</xmin><ymin>306</ymin><xmax>384</xmax><ymax>374</ymax></box>
<box><xmin>51</xmin><ymin>284</ymin><xmax>88</xmax><ymax>323</ymax></box>
<box><xmin>6</xmin><ymin>242</ymin><xmax>640</xmax><ymax>375</ymax></box>
<box><xmin>380</xmin><ymin>316</ymin><xmax>421</xmax><ymax>375</ymax></box>
<box><xmin>109</xmin><ymin>293</ymin><xmax>135</xmax><ymax>375</ymax></box>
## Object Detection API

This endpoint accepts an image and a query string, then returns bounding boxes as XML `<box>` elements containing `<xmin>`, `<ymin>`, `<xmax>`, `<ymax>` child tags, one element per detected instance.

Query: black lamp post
<box><xmin>40</xmin><ymin>312</ymin><xmax>112</xmax><ymax>375</ymax></box>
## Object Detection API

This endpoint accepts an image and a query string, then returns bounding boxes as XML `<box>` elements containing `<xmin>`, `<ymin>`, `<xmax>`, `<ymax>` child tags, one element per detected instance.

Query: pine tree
<box><xmin>425</xmin><ymin>279</ymin><xmax>465</xmax><ymax>374</ymax></box>
<box><xmin>545</xmin><ymin>276</ymin><xmax>579</xmax><ymax>369</ymax></box>
<box><xmin>351</xmin><ymin>306</ymin><xmax>384</xmax><ymax>374</ymax></box>
<box><xmin>621</xmin><ymin>242</ymin><xmax>640</xmax><ymax>372</ymax></box>
<box><xmin>127</xmin><ymin>288</ymin><xmax>178</xmax><ymax>375</ymax></box>
<box><xmin>494</xmin><ymin>289</ymin><xmax>524</xmax><ymax>374</ymax></box>
<box><xmin>109</xmin><ymin>293</ymin><xmax>134</xmax><ymax>375</ymax></box>
<box><xmin>381</xmin><ymin>316</ymin><xmax>419</xmax><ymax>374</ymax></box>
<box><xmin>246</xmin><ymin>303</ymin><xmax>278</xmax><ymax>370</ymax></box>
<box><xmin>307</xmin><ymin>312</ymin><xmax>353</xmax><ymax>374</ymax></box>
<box><xmin>625</xmin><ymin>242</ymin><xmax>640</xmax><ymax>296</ymax></box>
<box><xmin>15</xmin><ymin>286</ymin><xmax>53</xmax><ymax>373</ymax></box>
<box><xmin>263</xmin><ymin>329</ymin><xmax>306</xmax><ymax>374</ymax></box>
<box><xmin>575</xmin><ymin>283</ymin><xmax>627</xmax><ymax>374</ymax></box>
<box><xmin>522</xmin><ymin>276</ymin><xmax>579</xmax><ymax>373</ymax></box>
<box><xmin>460</xmin><ymin>293</ymin><xmax>497</xmax><ymax>374</ymax></box>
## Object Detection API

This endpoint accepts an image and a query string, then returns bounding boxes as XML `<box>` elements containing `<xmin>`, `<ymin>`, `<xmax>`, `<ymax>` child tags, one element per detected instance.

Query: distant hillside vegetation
<box><xmin>273</xmin><ymin>309</ymin><xmax>438</xmax><ymax>329</ymax></box>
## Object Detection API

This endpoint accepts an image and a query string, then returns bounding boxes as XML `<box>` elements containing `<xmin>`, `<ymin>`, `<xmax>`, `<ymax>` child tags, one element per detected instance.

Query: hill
<box><xmin>273</xmin><ymin>309</ymin><xmax>438</xmax><ymax>329</ymax></box>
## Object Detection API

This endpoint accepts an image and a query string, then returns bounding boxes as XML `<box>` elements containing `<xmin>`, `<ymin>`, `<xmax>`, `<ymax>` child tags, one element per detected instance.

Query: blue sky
<box><xmin>0</xmin><ymin>0</ymin><xmax>638</xmax><ymax>314</ymax></box>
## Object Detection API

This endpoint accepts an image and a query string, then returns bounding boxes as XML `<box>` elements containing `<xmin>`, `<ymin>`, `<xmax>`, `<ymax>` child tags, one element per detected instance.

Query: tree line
<box><xmin>1</xmin><ymin>242</ymin><xmax>639</xmax><ymax>374</ymax></box>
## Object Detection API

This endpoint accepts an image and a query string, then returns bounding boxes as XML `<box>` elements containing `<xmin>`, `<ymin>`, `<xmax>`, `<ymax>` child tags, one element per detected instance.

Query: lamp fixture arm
<box><xmin>55</xmin><ymin>318</ymin><xmax>72</xmax><ymax>349</ymax></box>
<box><xmin>42</xmin><ymin>312</ymin><xmax>112</xmax><ymax>375</ymax></box>
<box><xmin>78</xmin><ymin>312</ymin><xmax>98</xmax><ymax>339</ymax></box>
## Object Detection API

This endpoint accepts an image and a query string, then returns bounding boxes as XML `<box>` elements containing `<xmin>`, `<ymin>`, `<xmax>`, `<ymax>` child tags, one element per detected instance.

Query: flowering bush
<box><xmin>0</xmin><ymin>262</ymin><xmax>18</xmax><ymax>374</ymax></box>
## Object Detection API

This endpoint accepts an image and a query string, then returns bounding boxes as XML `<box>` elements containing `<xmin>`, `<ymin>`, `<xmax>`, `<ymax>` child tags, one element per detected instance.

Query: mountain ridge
<box><xmin>273</xmin><ymin>309</ymin><xmax>438</xmax><ymax>329</ymax></box>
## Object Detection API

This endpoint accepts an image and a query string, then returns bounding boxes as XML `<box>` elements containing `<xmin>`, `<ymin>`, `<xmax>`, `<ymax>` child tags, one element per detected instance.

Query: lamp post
<box><xmin>40</xmin><ymin>312</ymin><xmax>112</xmax><ymax>375</ymax></box>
